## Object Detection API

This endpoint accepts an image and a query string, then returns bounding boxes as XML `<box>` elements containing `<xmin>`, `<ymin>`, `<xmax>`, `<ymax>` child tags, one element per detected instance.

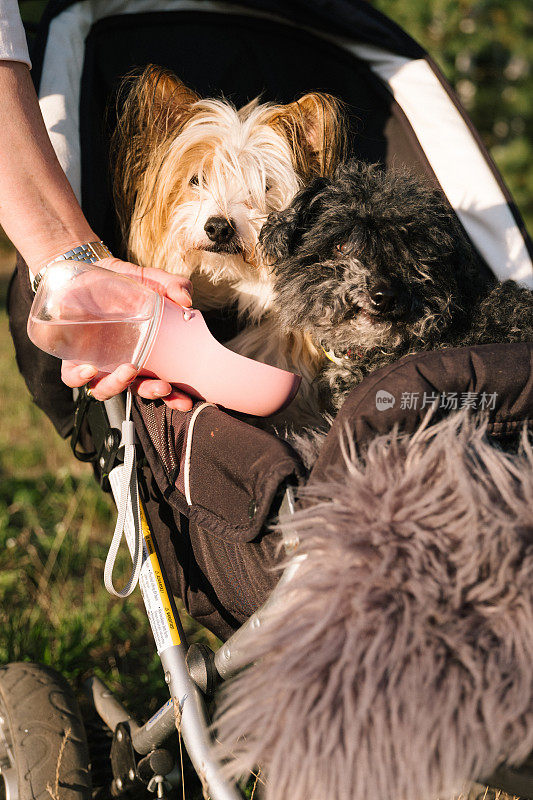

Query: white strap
<box><xmin>103</xmin><ymin>389</ymin><xmax>144</xmax><ymax>597</ymax></box>
<box><xmin>184</xmin><ymin>402</ymin><xmax>216</xmax><ymax>506</ymax></box>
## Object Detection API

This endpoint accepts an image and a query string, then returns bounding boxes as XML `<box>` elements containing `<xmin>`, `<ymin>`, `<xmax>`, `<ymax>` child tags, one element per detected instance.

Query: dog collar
<box><xmin>321</xmin><ymin>346</ymin><xmax>350</xmax><ymax>366</ymax></box>
<box><xmin>321</xmin><ymin>345</ymin><xmax>369</xmax><ymax>365</ymax></box>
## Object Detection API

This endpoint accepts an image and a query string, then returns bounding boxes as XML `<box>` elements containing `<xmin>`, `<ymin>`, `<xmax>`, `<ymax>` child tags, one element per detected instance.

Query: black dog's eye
<box><xmin>265</xmin><ymin>180</ymin><xmax>272</xmax><ymax>192</ymax></box>
<box><xmin>369</xmin><ymin>284</ymin><xmax>398</xmax><ymax>312</ymax></box>
<box><xmin>189</xmin><ymin>174</ymin><xmax>199</xmax><ymax>186</ymax></box>
<box><xmin>336</xmin><ymin>243</ymin><xmax>349</xmax><ymax>254</ymax></box>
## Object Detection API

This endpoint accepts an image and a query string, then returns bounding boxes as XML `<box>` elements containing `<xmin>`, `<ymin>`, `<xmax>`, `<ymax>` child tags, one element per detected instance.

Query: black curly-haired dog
<box><xmin>260</xmin><ymin>159</ymin><xmax>533</xmax><ymax>412</ymax></box>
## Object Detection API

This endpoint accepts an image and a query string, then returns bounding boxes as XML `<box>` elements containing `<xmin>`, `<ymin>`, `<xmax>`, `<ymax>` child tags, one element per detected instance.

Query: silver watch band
<box><xmin>33</xmin><ymin>241</ymin><xmax>113</xmax><ymax>291</ymax></box>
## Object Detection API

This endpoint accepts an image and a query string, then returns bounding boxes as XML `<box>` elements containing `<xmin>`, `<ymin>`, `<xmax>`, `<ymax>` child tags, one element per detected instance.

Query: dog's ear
<box><xmin>260</xmin><ymin>178</ymin><xmax>329</xmax><ymax>262</ymax></box>
<box><xmin>259</xmin><ymin>207</ymin><xmax>303</xmax><ymax>263</ymax></box>
<box><xmin>269</xmin><ymin>93</ymin><xmax>346</xmax><ymax>180</ymax></box>
<box><xmin>115</xmin><ymin>64</ymin><xmax>199</xmax><ymax>141</ymax></box>
<box><xmin>111</xmin><ymin>66</ymin><xmax>199</xmax><ymax>247</ymax></box>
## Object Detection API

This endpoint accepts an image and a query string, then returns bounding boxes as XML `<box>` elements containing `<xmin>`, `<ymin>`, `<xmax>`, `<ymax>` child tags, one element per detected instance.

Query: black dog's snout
<box><xmin>369</xmin><ymin>285</ymin><xmax>398</xmax><ymax>313</ymax></box>
<box><xmin>204</xmin><ymin>216</ymin><xmax>235</xmax><ymax>244</ymax></box>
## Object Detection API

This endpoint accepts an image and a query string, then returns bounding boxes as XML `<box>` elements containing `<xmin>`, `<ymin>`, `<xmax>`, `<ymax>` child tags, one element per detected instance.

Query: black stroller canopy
<box><xmin>33</xmin><ymin>0</ymin><xmax>427</xmax><ymax>84</ymax></box>
<box><xmin>32</xmin><ymin>0</ymin><xmax>533</xmax><ymax>285</ymax></box>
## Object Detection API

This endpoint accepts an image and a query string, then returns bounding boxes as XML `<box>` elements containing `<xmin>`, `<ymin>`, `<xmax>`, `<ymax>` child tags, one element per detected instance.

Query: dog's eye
<box><xmin>189</xmin><ymin>174</ymin><xmax>199</xmax><ymax>187</ymax></box>
<box><xmin>265</xmin><ymin>180</ymin><xmax>272</xmax><ymax>192</ymax></box>
<box><xmin>336</xmin><ymin>243</ymin><xmax>348</xmax><ymax>254</ymax></box>
<box><xmin>369</xmin><ymin>284</ymin><xmax>398</xmax><ymax>312</ymax></box>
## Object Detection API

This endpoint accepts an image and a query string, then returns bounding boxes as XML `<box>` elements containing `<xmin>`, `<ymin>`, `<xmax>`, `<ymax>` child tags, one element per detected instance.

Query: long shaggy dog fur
<box><xmin>260</xmin><ymin>160</ymin><xmax>533</xmax><ymax>413</ymax></box>
<box><xmin>214</xmin><ymin>413</ymin><xmax>533</xmax><ymax>800</ymax></box>
<box><xmin>111</xmin><ymin>65</ymin><xmax>345</xmax><ymax>320</ymax></box>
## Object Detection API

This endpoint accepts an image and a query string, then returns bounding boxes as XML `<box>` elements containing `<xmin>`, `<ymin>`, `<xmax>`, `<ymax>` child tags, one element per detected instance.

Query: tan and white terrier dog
<box><xmin>112</xmin><ymin>66</ymin><xmax>345</xmax><ymax>423</ymax></box>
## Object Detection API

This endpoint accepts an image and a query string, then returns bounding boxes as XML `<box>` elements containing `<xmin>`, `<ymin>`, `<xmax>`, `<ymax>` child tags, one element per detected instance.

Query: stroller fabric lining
<box><xmin>34</xmin><ymin>0</ymin><xmax>532</xmax><ymax>286</ymax></box>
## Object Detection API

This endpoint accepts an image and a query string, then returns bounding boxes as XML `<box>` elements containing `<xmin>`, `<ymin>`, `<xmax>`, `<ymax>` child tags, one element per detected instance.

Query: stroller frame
<box><xmin>74</xmin><ymin>389</ymin><xmax>300</xmax><ymax>800</ymax></box>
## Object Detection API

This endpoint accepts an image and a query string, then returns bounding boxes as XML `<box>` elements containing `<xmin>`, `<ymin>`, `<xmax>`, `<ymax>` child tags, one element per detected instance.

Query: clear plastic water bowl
<box><xmin>27</xmin><ymin>260</ymin><xmax>301</xmax><ymax>417</ymax></box>
<box><xmin>28</xmin><ymin>260</ymin><xmax>162</xmax><ymax>373</ymax></box>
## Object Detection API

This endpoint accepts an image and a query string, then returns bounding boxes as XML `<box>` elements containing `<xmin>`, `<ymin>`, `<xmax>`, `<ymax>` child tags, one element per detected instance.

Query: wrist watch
<box><xmin>32</xmin><ymin>241</ymin><xmax>113</xmax><ymax>291</ymax></box>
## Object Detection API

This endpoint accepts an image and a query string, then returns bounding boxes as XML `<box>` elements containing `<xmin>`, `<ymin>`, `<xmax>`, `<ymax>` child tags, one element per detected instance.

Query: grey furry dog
<box><xmin>214</xmin><ymin>413</ymin><xmax>533</xmax><ymax>800</ymax></box>
<box><xmin>260</xmin><ymin>160</ymin><xmax>533</xmax><ymax>412</ymax></box>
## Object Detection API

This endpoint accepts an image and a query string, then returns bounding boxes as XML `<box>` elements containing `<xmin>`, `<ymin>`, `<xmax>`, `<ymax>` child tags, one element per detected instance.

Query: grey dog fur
<box><xmin>214</xmin><ymin>413</ymin><xmax>533</xmax><ymax>800</ymax></box>
<box><xmin>260</xmin><ymin>160</ymin><xmax>533</xmax><ymax>412</ymax></box>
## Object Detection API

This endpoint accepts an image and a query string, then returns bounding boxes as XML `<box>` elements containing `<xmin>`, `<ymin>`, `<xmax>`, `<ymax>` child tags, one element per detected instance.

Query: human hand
<box><xmin>60</xmin><ymin>258</ymin><xmax>194</xmax><ymax>411</ymax></box>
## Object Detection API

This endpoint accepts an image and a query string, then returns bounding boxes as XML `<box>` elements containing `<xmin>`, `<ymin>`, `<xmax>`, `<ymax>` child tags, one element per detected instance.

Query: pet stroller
<box><xmin>4</xmin><ymin>1</ymin><xmax>533</xmax><ymax>799</ymax></box>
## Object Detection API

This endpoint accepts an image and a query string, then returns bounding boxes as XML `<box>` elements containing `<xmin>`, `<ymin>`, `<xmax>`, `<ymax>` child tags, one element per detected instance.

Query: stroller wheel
<box><xmin>0</xmin><ymin>662</ymin><xmax>91</xmax><ymax>800</ymax></box>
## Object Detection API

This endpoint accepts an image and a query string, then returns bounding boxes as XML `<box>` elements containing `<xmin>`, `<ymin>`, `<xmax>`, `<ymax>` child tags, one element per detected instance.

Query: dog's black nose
<box><xmin>204</xmin><ymin>216</ymin><xmax>235</xmax><ymax>244</ymax></box>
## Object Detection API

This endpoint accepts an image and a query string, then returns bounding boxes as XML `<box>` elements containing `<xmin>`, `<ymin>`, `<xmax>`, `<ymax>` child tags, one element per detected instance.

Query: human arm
<box><xmin>0</xmin><ymin>59</ymin><xmax>193</xmax><ymax>409</ymax></box>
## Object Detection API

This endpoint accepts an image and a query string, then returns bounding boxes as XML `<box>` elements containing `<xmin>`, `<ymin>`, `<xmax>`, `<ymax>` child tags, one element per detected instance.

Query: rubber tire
<box><xmin>0</xmin><ymin>662</ymin><xmax>92</xmax><ymax>800</ymax></box>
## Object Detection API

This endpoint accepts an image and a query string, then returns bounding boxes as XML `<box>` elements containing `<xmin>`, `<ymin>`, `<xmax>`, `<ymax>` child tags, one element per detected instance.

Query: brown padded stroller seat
<box><xmin>8</xmin><ymin>250</ymin><xmax>533</xmax><ymax>641</ymax></box>
<box><xmin>132</xmin><ymin>342</ymin><xmax>533</xmax><ymax>641</ymax></box>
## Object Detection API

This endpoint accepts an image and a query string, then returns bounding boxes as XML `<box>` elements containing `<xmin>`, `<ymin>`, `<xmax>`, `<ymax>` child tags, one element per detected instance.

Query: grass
<box><xmin>0</xmin><ymin>245</ymin><xmax>221</xmax><ymax>797</ymax></box>
<box><xmin>0</xmin><ymin>247</ymin><xmax>154</xmax><ymax>699</ymax></box>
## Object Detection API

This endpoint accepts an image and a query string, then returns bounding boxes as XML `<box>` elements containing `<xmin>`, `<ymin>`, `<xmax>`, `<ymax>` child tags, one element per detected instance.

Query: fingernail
<box><xmin>80</xmin><ymin>366</ymin><xmax>97</xmax><ymax>379</ymax></box>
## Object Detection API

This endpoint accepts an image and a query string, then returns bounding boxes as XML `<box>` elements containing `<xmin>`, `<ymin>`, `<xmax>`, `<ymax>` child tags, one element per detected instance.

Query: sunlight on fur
<box><xmin>112</xmin><ymin>65</ymin><xmax>345</xmax><ymax>322</ymax></box>
<box><xmin>128</xmin><ymin>96</ymin><xmax>300</xmax><ymax>313</ymax></box>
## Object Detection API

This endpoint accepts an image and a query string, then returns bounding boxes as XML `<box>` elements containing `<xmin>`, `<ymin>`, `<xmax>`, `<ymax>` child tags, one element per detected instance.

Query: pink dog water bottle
<box><xmin>28</xmin><ymin>261</ymin><xmax>301</xmax><ymax>416</ymax></box>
